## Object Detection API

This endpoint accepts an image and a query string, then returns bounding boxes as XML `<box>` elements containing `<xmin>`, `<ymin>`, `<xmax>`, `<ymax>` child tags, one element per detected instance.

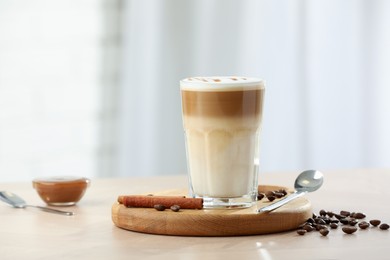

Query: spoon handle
<box><xmin>257</xmin><ymin>191</ymin><xmax>306</xmax><ymax>213</ymax></box>
<box><xmin>26</xmin><ymin>205</ymin><xmax>74</xmax><ymax>216</ymax></box>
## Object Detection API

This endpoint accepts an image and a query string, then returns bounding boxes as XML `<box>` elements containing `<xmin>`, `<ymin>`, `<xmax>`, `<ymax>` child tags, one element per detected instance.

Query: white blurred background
<box><xmin>1</xmin><ymin>0</ymin><xmax>389</xmax><ymax>182</ymax></box>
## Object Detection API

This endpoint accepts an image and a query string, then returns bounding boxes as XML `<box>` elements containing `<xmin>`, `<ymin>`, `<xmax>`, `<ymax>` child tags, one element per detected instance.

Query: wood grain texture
<box><xmin>111</xmin><ymin>185</ymin><xmax>312</xmax><ymax>236</ymax></box>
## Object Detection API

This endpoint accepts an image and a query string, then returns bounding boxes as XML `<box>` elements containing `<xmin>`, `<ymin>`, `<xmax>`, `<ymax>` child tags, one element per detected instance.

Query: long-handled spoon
<box><xmin>257</xmin><ymin>170</ymin><xmax>324</xmax><ymax>213</ymax></box>
<box><xmin>0</xmin><ymin>191</ymin><xmax>74</xmax><ymax>216</ymax></box>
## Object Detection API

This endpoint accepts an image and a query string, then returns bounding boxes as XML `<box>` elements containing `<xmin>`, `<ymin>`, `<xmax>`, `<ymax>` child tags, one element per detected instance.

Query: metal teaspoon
<box><xmin>257</xmin><ymin>170</ymin><xmax>324</xmax><ymax>213</ymax></box>
<box><xmin>0</xmin><ymin>191</ymin><xmax>74</xmax><ymax>216</ymax></box>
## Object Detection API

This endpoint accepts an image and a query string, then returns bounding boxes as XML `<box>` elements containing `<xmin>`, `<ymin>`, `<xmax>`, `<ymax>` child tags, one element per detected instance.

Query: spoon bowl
<box><xmin>257</xmin><ymin>170</ymin><xmax>324</xmax><ymax>213</ymax></box>
<box><xmin>0</xmin><ymin>191</ymin><xmax>74</xmax><ymax>216</ymax></box>
<box><xmin>294</xmin><ymin>170</ymin><xmax>324</xmax><ymax>193</ymax></box>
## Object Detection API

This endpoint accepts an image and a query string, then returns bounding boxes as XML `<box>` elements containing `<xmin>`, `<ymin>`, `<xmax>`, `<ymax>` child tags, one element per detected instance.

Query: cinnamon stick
<box><xmin>118</xmin><ymin>195</ymin><xmax>203</xmax><ymax>209</ymax></box>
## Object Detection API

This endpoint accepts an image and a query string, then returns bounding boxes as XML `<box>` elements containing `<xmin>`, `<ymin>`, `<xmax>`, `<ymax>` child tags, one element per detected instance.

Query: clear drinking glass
<box><xmin>180</xmin><ymin>77</ymin><xmax>265</xmax><ymax>208</ymax></box>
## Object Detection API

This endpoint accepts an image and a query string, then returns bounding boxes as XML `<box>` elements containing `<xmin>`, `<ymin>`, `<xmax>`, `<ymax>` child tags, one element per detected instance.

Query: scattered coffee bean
<box><xmin>330</xmin><ymin>223</ymin><xmax>338</xmax><ymax>229</ymax></box>
<box><xmin>340</xmin><ymin>210</ymin><xmax>350</xmax><ymax>217</ymax></box>
<box><xmin>326</xmin><ymin>211</ymin><xmax>335</xmax><ymax>218</ymax></box>
<box><xmin>267</xmin><ymin>195</ymin><xmax>276</xmax><ymax>202</ymax></box>
<box><xmin>274</xmin><ymin>192</ymin><xmax>284</xmax><ymax>198</ymax></box>
<box><xmin>260</xmin><ymin>189</ymin><xmax>287</xmax><ymax>201</ymax></box>
<box><xmin>342</xmin><ymin>226</ymin><xmax>357</xmax><ymax>234</ymax></box>
<box><xmin>349</xmin><ymin>219</ymin><xmax>358</xmax><ymax>226</ymax></box>
<box><xmin>279</xmin><ymin>189</ymin><xmax>288</xmax><ymax>196</ymax></box>
<box><xmin>306</xmin><ymin>217</ymin><xmax>315</xmax><ymax>224</ymax></box>
<box><xmin>352</xmin><ymin>212</ymin><xmax>366</xmax><ymax>219</ymax></box>
<box><xmin>170</xmin><ymin>205</ymin><xmax>180</xmax><ymax>212</ymax></box>
<box><xmin>257</xmin><ymin>193</ymin><xmax>265</xmax><ymax>200</ymax></box>
<box><xmin>379</xmin><ymin>223</ymin><xmax>389</xmax><ymax>230</ymax></box>
<box><xmin>154</xmin><ymin>204</ymin><xmax>166</xmax><ymax>211</ymax></box>
<box><xmin>319</xmin><ymin>228</ymin><xmax>329</xmax><ymax>236</ymax></box>
<box><xmin>303</xmin><ymin>224</ymin><xmax>315</xmax><ymax>232</ymax></box>
<box><xmin>316</xmin><ymin>224</ymin><xmax>327</xmax><ymax>231</ymax></box>
<box><xmin>316</xmin><ymin>218</ymin><xmax>327</xmax><ymax>225</ymax></box>
<box><xmin>319</xmin><ymin>209</ymin><xmax>327</xmax><ymax>216</ymax></box>
<box><xmin>298</xmin><ymin>223</ymin><xmax>306</xmax><ymax>229</ymax></box>
<box><xmin>370</xmin><ymin>219</ymin><xmax>381</xmax><ymax>227</ymax></box>
<box><xmin>297</xmin><ymin>209</ymin><xmax>388</xmax><ymax>238</ymax></box>
<box><xmin>358</xmin><ymin>221</ymin><xmax>370</xmax><ymax>229</ymax></box>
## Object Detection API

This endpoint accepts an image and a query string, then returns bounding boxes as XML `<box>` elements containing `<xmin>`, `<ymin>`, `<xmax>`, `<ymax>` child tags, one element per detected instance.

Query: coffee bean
<box><xmin>358</xmin><ymin>212</ymin><xmax>367</xmax><ymax>219</ymax></box>
<box><xmin>306</xmin><ymin>218</ymin><xmax>315</xmax><ymax>224</ymax></box>
<box><xmin>298</xmin><ymin>223</ymin><xmax>306</xmax><ymax>229</ymax></box>
<box><xmin>279</xmin><ymin>189</ymin><xmax>288</xmax><ymax>196</ymax></box>
<box><xmin>303</xmin><ymin>224</ymin><xmax>315</xmax><ymax>232</ymax></box>
<box><xmin>370</xmin><ymin>219</ymin><xmax>381</xmax><ymax>226</ymax></box>
<box><xmin>352</xmin><ymin>212</ymin><xmax>366</xmax><ymax>219</ymax></box>
<box><xmin>340</xmin><ymin>210</ymin><xmax>350</xmax><ymax>217</ymax></box>
<box><xmin>316</xmin><ymin>218</ymin><xmax>327</xmax><ymax>225</ymax></box>
<box><xmin>330</xmin><ymin>223</ymin><xmax>338</xmax><ymax>229</ymax></box>
<box><xmin>154</xmin><ymin>204</ymin><xmax>166</xmax><ymax>211</ymax></box>
<box><xmin>334</xmin><ymin>214</ymin><xmax>345</xmax><ymax>220</ymax></box>
<box><xmin>274</xmin><ymin>192</ymin><xmax>284</xmax><ymax>198</ymax></box>
<box><xmin>340</xmin><ymin>218</ymin><xmax>350</xmax><ymax>225</ymax></box>
<box><xmin>267</xmin><ymin>195</ymin><xmax>276</xmax><ymax>202</ymax></box>
<box><xmin>326</xmin><ymin>211</ymin><xmax>335</xmax><ymax>218</ymax></box>
<box><xmin>297</xmin><ymin>229</ymin><xmax>307</xmax><ymax>235</ymax></box>
<box><xmin>316</xmin><ymin>224</ymin><xmax>327</xmax><ymax>231</ymax></box>
<box><xmin>319</xmin><ymin>228</ymin><xmax>329</xmax><ymax>236</ymax></box>
<box><xmin>330</xmin><ymin>219</ymin><xmax>339</xmax><ymax>224</ymax></box>
<box><xmin>358</xmin><ymin>221</ymin><xmax>370</xmax><ymax>229</ymax></box>
<box><xmin>342</xmin><ymin>226</ymin><xmax>357</xmax><ymax>234</ymax></box>
<box><xmin>349</xmin><ymin>219</ymin><xmax>358</xmax><ymax>226</ymax></box>
<box><xmin>170</xmin><ymin>205</ymin><xmax>180</xmax><ymax>212</ymax></box>
<box><xmin>257</xmin><ymin>193</ymin><xmax>265</xmax><ymax>200</ymax></box>
<box><xmin>319</xmin><ymin>209</ymin><xmax>327</xmax><ymax>216</ymax></box>
<box><xmin>323</xmin><ymin>217</ymin><xmax>331</xmax><ymax>224</ymax></box>
<box><xmin>379</xmin><ymin>223</ymin><xmax>389</xmax><ymax>230</ymax></box>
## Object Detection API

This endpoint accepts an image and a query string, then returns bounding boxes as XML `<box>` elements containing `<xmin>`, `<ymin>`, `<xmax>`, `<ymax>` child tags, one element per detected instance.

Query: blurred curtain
<box><xmin>0</xmin><ymin>0</ymin><xmax>105</xmax><ymax>182</ymax></box>
<box><xmin>116</xmin><ymin>0</ymin><xmax>390</xmax><ymax>177</ymax></box>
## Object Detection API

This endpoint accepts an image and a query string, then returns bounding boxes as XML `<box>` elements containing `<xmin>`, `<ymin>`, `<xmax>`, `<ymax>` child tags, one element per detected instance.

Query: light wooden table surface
<box><xmin>1</xmin><ymin>169</ymin><xmax>389</xmax><ymax>259</ymax></box>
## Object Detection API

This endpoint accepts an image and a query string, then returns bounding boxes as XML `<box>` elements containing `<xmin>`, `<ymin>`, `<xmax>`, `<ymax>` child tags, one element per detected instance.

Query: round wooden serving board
<box><xmin>111</xmin><ymin>185</ymin><xmax>312</xmax><ymax>236</ymax></box>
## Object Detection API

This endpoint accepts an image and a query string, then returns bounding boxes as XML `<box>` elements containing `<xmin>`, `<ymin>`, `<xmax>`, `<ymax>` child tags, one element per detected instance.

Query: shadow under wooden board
<box><xmin>111</xmin><ymin>185</ymin><xmax>312</xmax><ymax>236</ymax></box>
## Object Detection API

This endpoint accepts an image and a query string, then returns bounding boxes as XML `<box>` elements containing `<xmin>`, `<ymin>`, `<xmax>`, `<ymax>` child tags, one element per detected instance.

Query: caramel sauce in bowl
<box><xmin>32</xmin><ymin>177</ymin><xmax>90</xmax><ymax>206</ymax></box>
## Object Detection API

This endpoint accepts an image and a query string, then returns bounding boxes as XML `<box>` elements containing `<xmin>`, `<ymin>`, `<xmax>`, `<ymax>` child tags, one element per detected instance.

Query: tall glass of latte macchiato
<box><xmin>180</xmin><ymin>77</ymin><xmax>265</xmax><ymax>208</ymax></box>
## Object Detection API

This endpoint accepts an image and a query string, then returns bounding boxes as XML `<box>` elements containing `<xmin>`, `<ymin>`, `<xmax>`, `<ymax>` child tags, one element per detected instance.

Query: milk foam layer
<box><xmin>180</xmin><ymin>77</ymin><xmax>264</xmax><ymax>91</ymax></box>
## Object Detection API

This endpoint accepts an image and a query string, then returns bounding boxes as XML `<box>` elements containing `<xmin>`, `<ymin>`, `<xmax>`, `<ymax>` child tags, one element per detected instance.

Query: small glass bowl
<box><xmin>32</xmin><ymin>176</ymin><xmax>90</xmax><ymax>206</ymax></box>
